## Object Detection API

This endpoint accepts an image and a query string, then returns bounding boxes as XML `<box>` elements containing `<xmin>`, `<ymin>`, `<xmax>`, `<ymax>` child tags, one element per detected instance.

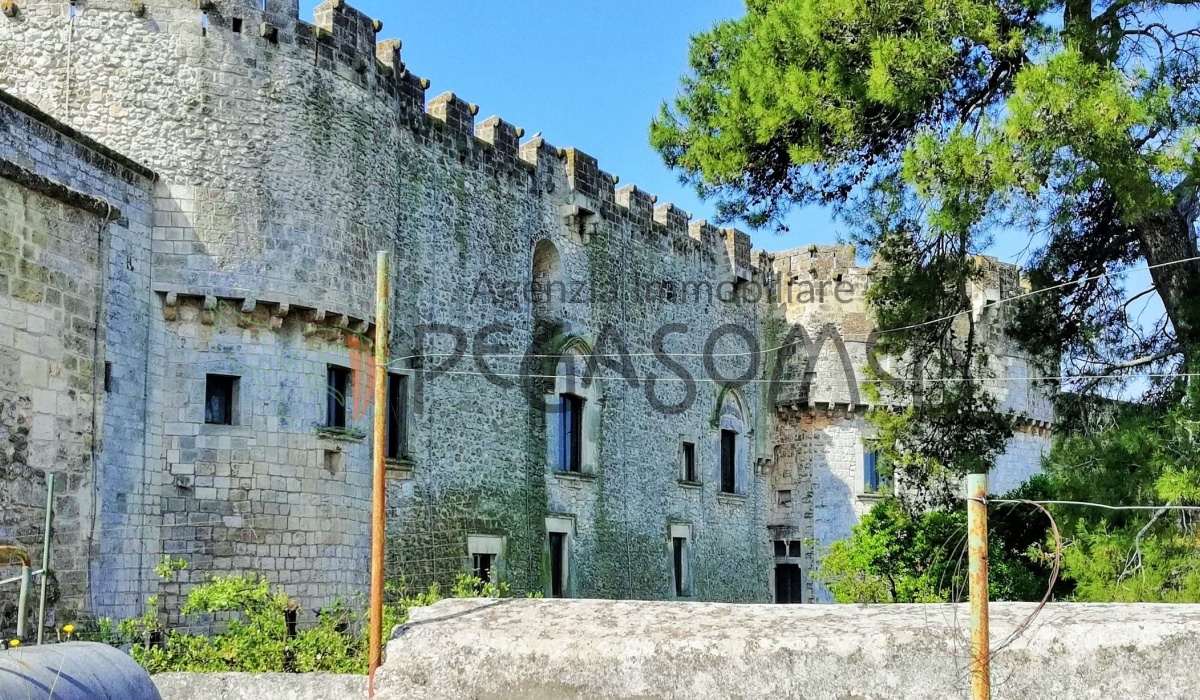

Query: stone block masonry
<box><xmin>0</xmin><ymin>0</ymin><xmax>1051</xmax><ymax>625</ymax></box>
<box><xmin>0</xmin><ymin>88</ymin><xmax>156</xmax><ymax>629</ymax></box>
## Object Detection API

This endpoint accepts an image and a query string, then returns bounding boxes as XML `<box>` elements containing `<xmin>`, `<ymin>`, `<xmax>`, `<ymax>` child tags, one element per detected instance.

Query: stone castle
<box><xmin>0</xmin><ymin>0</ymin><xmax>1052</xmax><ymax>628</ymax></box>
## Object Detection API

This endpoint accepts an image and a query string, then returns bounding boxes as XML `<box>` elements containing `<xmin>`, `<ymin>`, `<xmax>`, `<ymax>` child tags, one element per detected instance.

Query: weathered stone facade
<box><xmin>0</xmin><ymin>0</ymin><xmax>1051</xmax><ymax>627</ymax></box>
<box><xmin>0</xmin><ymin>90</ymin><xmax>156</xmax><ymax>626</ymax></box>
<box><xmin>764</xmin><ymin>245</ymin><xmax>1054</xmax><ymax>602</ymax></box>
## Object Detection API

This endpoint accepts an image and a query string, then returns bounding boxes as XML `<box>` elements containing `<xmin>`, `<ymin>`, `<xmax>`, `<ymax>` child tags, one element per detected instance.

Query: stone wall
<box><xmin>0</xmin><ymin>0</ymin><xmax>1052</xmax><ymax>619</ymax></box>
<box><xmin>376</xmin><ymin>598</ymin><xmax>1200</xmax><ymax>700</ymax></box>
<box><xmin>766</xmin><ymin>245</ymin><xmax>1054</xmax><ymax>602</ymax></box>
<box><xmin>1</xmin><ymin>0</ymin><xmax>771</xmax><ymax>616</ymax></box>
<box><xmin>0</xmin><ymin>90</ymin><xmax>155</xmax><ymax>627</ymax></box>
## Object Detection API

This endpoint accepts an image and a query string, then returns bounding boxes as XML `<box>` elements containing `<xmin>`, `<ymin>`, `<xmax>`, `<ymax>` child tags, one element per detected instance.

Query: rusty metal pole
<box><xmin>967</xmin><ymin>473</ymin><xmax>990</xmax><ymax>700</ymax></box>
<box><xmin>368</xmin><ymin>251</ymin><xmax>390</xmax><ymax>696</ymax></box>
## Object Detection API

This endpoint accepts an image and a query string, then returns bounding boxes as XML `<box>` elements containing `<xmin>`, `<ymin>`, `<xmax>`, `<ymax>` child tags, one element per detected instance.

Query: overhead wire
<box><xmin>384</xmin><ymin>253</ymin><xmax>1200</xmax><ymax>364</ymax></box>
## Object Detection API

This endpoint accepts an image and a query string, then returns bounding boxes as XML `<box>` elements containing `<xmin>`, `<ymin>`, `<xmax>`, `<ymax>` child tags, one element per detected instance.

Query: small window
<box><xmin>864</xmin><ymin>450</ymin><xmax>890</xmax><ymax>493</ymax></box>
<box><xmin>104</xmin><ymin>362</ymin><xmax>113</xmax><ymax>393</ymax></box>
<box><xmin>777</xmin><ymin>489</ymin><xmax>793</xmax><ymax>507</ymax></box>
<box><xmin>549</xmin><ymin>532</ymin><xmax>567</xmax><ymax>598</ymax></box>
<box><xmin>472</xmin><ymin>553</ymin><xmax>494</xmax><ymax>584</ymax></box>
<box><xmin>205</xmin><ymin>374</ymin><xmax>238</xmax><ymax>425</ymax></box>
<box><xmin>558</xmin><ymin>394</ymin><xmax>584</xmax><ymax>473</ymax></box>
<box><xmin>681</xmin><ymin>441</ymin><xmax>697</xmax><ymax>483</ymax></box>
<box><xmin>387</xmin><ymin>374</ymin><xmax>408</xmax><ymax>459</ymax></box>
<box><xmin>773</xmin><ymin>540</ymin><xmax>786</xmax><ymax>557</ymax></box>
<box><xmin>789</xmin><ymin>541</ymin><xmax>802</xmax><ymax>558</ymax></box>
<box><xmin>326</xmin><ymin>365</ymin><xmax>351</xmax><ymax>429</ymax></box>
<box><xmin>660</xmin><ymin>280</ymin><xmax>679</xmax><ymax>303</ymax></box>
<box><xmin>232</xmin><ymin>17</ymin><xmax>243</xmax><ymax>33</ymax></box>
<box><xmin>720</xmin><ymin>429</ymin><xmax>737</xmax><ymax>493</ymax></box>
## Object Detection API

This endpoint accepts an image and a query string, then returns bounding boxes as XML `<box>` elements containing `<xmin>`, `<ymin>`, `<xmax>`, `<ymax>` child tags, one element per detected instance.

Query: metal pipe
<box><xmin>967</xmin><ymin>473</ymin><xmax>990</xmax><ymax>700</ymax></box>
<box><xmin>37</xmin><ymin>473</ymin><xmax>55</xmax><ymax>645</ymax></box>
<box><xmin>368</xmin><ymin>251</ymin><xmax>390</xmax><ymax>697</ymax></box>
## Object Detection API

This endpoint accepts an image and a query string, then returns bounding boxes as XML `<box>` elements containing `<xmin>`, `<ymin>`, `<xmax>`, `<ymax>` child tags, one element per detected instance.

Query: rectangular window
<box><xmin>472</xmin><ymin>553</ymin><xmax>494</xmax><ymax>584</ymax></box>
<box><xmin>789</xmin><ymin>541</ymin><xmax>802</xmax><ymax>558</ymax></box>
<box><xmin>387</xmin><ymin>374</ymin><xmax>408</xmax><ymax>459</ymax></box>
<box><xmin>681</xmin><ymin>441</ymin><xmax>697</xmax><ymax>482</ymax></box>
<box><xmin>720</xmin><ymin>429</ymin><xmax>737</xmax><ymax>493</ymax></box>
<box><xmin>205</xmin><ymin>374</ymin><xmax>238</xmax><ymax>425</ymax></box>
<box><xmin>326</xmin><ymin>365</ymin><xmax>350</xmax><ymax>429</ymax></box>
<box><xmin>549</xmin><ymin>532</ymin><xmax>567</xmax><ymax>598</ymax></box>
<box><xmin>865</xmin><ymin>450</ymin><xmax>890</xmax><ymax>493</ymax></box>
<box><xmin>777</xmin><ymin>489</ymin><xmax>793</xmax><ymax>507</ymax></box>
<box><xmin>559</xmin><ymin>394</ymin><xmax>584</xmax><ymax>473</ymax></box>
<box><xmin>231</xmin><ymin>17</ymin><xmax>243</xmax><ymax>33</ymax></box>
<box><xmin>773</xmin><ymin>540</ymin><xmax>787</xmax><ymax>557</ymax></box>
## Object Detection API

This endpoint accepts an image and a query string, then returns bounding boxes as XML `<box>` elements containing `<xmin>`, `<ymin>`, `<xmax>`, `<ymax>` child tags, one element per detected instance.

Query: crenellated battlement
<box><xmin>1</xmin><ymin>0</ymin><xmax>753</xmax><ymax>273</ymax></box>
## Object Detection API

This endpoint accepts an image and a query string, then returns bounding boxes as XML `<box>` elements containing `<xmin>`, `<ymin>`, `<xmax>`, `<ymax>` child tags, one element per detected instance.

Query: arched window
<box><xmin>531</xmin><ymin>239</ymin><xmax>564</xmax><ymax>319</ymax></box>
<box><xmin>717</xmin><ymin>390</ymin><xmax>748</xmax><ymax>494</ymax></box>
<box><xmin>547</xmin><ymin>342</ymin><xmax>598</xmax><ymax>474</ymax></box>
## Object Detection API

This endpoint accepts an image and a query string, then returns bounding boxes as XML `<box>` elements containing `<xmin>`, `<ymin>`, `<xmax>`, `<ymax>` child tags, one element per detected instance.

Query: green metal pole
<box><xmin>36</xmin><ymin>473</ymin><xmax>54</xmax><ymax>645</ymax></box>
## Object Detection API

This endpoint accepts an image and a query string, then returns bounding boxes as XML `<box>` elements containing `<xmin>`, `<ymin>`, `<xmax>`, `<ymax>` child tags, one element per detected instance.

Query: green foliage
<box><xmin>1038</xmin><ymin>382</ymin><xmax>1200</xmax><ymax>601</ymax></box>
<box><xmin>655</xmin><ymin>0</ymin><xmax>1200</xmax><ymax>486</ymax></box>
<box><xmin>817</xmin><ymin>492</ymin><xmax>1051</xmax><ymax>603</ymax></box>
<box><xmin>114</xmin><ymin>571</ymin><xmax>509</xmax><ymax>675</ymax></box>
<box><xmin>824</xmin><ymin>382</ymin><xmax>1200</xmax><ymax>603</ymax></box>
<box><xmin>155</xmin><ymin>556</ymin><xmax>188</xmax><ymax>583</ymax></box>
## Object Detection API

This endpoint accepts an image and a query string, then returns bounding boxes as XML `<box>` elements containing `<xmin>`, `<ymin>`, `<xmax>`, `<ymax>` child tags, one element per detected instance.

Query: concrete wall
<box><xmin>154</xmin><ymin>673</ymin><xmax>365</xmax><ymax>700</ymax></box>
<box><xmin>377</xmin><ymin>598</ymin><xmax>1200</xmax><ymax>700</ymax></box>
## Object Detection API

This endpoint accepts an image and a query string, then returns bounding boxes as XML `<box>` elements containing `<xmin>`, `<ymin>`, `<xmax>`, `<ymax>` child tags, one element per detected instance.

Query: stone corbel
<box><xmin>201</xmin><ymin>295</ymin><xmax>217</xmax><ymax>326</ymax></box>
<box><xmin>163</xmin><ymin>292</ymin><xmax>179</xmax><ymax>321</ymax></box>
<box><xmin>270</xmin><ymin>302</ymin><xmax>289</xmax><ymax>329</ymax></box>
<box><xmin>304</xmin><ymin>309</ymin><xmax>327</xmax><ymax>334</ymax></box>
<box><xmin>238</xmin><ymin>298</ymin><xmax>257</xmax><ymax>328</ymax></box>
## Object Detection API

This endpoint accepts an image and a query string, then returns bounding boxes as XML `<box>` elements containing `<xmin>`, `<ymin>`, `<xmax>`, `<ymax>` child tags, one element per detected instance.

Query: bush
<box><xmin>111</xmin><ymin>572</ymin><xmax>505</xmax><ymax>674</ymax></box>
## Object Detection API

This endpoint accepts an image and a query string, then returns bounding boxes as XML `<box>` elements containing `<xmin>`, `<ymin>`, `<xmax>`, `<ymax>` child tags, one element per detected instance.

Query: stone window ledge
<box><xmin>717</xmin><ymin>492</ymin><xmax>747</xmax><ymax>505</ymax></box>
<box><xmin>386</xmin><ymin>457</ymin><xmax>413</xmax><ymax>480</ymax></box>
<box><xmin>551</xmin><ymin>470</ymin><xmax>597</xmax><ymax>483</ymax></box>
<box><xmin>315</xmin><ymin>427</ymin><xmax>366</xmax><ymax>443</ymax></box>
<box><xmin>199</xmin><ymin>424</ymin><xmax>253</xmax><ymax>438</ymax></box>
<box><xmin>857</xmin><ymin>492</ymin><xmax>890</xmax><ymax>503</ymax></box>
<box><xmin>677</xmin><ymin>479</ymin><xmax>703</xmax><ymax>490</ymax></box>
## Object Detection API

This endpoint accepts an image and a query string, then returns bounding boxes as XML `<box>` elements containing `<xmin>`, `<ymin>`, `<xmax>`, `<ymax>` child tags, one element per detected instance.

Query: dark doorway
<box><xmin>775</xmin><ymin>564</ymin><xmax>804</xmax><ymax>604</ymax></box>
<box><xmin>549</xmin><ymin>532</ymin><xmax>567</xmax><ymax>598</ymax></box>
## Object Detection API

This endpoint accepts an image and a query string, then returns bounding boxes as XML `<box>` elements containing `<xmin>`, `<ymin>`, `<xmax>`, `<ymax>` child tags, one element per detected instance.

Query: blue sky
<box><xmin>299</xmin><ymin>0</ymin><xmax>845</xmax><ymax>255</ymax></box>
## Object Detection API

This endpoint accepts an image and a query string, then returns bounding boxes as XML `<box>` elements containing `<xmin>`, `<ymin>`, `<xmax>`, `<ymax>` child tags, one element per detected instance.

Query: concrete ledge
<box><xmin>153</xmin><ymin>672</ymin><xmax>365</xmax><ymax>700</ymax></box>
<box><xmin>375</xmin><ymin>598</ymin><xmax>1200</xmax><ymax>699</ymax></box>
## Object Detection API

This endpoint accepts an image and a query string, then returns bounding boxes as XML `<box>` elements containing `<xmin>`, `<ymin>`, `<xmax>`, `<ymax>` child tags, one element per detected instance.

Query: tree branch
<box><xmin>1077</xmin><ymin>345</ymin><xmax>1183</xmax><ymax>394</ymax></box>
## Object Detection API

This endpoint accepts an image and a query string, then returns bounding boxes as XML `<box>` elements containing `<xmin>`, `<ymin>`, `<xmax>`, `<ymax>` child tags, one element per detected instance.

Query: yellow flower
<box><xmin>8</xmin><ymin>639</ymin><xmax>19</xmax><ymax>648</ymax></box>
<box><xmin>62</xmin><ymin>624</ymin><xmax>75</xmax><ymax>635</ymax></box>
